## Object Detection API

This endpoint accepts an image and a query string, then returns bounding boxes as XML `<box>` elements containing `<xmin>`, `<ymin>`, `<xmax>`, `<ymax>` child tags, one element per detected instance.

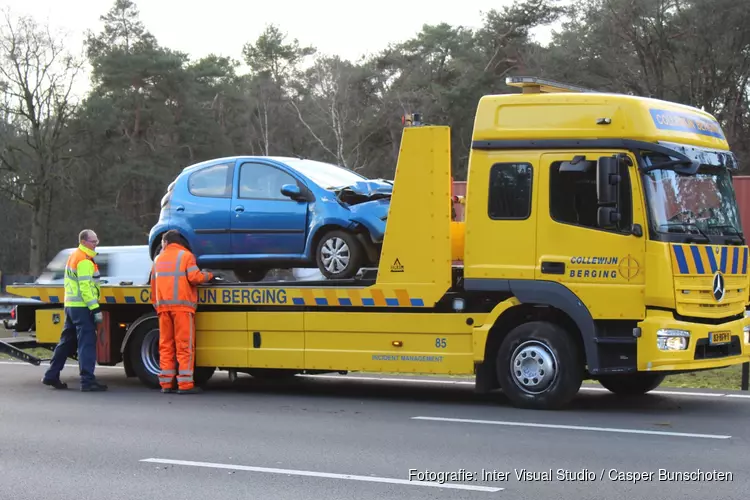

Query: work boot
<box><xmin>81</xmin><ymin>381</ymin><xmax>108</xmax><ymax>392</ymax></box>
<box><xmin>177</xmin><ymin>386</ymin><xmax>203</xmax><ymax>394</ymax></box>
<box><xmin>41</xmin><ymin>378</ymin><xmax>68</xmax><ymax>390</ymax></box>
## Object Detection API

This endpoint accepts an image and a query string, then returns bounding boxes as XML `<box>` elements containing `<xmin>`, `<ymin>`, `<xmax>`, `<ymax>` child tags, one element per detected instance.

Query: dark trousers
<box><xmin>44</xmin><ymin>307</ymin><xmax>97</xmax><ymax>387</ymax></box>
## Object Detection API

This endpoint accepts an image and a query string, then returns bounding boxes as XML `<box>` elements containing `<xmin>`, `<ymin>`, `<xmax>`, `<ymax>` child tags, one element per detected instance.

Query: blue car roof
<box><xmin>180</xmin><ymin>156</ymin><xmax>302</xmax><ymax>174</ymax></box>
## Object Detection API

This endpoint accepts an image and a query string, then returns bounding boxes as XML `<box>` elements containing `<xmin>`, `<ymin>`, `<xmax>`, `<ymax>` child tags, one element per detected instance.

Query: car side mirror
<box><xmin>281</xmin><ymin>184</ymin><xmax>302</xmax><ymax>200</ymax></box>
<box><xmin>596</xmin><ymin>156</ymin><xmax>620</xmax><ymax>205</ymax></box>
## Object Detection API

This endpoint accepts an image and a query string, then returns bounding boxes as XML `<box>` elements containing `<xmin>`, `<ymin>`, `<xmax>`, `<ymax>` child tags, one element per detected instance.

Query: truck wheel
<box><xmin>126</xmin><ymin>316</ymin><xmax>216</xmax><ymax>389</ymax></box>
<box><xmin>315</xmin><ymin>230</ymin><xmax>364</xmax><ymax>280</ymax></box>
<box><xmin>496</xmin><ymin>321</ymin><xmax>583</xmax><ymax>410</ymax></box>
<box><xmin>597</xmin><ymin>373</ymin><xmax>666</xmax><ymax>395</ymax></box>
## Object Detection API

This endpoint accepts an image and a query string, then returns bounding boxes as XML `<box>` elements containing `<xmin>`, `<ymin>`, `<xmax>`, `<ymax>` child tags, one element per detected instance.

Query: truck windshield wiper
<box><xmin>708</xmin><ymin>224</ymin><xmax>746</xmax><ymax>244</ymax></box>
<box><xmin>658</xmin><ymin>222</ymin><xmax>710</xmax><ymax>242</ymax></box>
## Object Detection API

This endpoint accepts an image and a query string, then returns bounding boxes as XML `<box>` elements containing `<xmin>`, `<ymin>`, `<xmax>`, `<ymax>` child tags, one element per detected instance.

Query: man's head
<box><xmin>79</xmin><ymin>229</ymin><xmax>99</xmax><ymax>251</ymax></box>
<box><xmin>162</xmin><ymin>230</ymin><xmax>190</xmax><ymax>250</ymax></box>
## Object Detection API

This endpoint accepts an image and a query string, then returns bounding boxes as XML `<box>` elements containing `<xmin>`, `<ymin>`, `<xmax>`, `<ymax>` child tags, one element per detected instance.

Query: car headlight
<box><xmin>657</xmin><ymin>329</ymin><xmax>690</xmax><ymax>351</ymax></box>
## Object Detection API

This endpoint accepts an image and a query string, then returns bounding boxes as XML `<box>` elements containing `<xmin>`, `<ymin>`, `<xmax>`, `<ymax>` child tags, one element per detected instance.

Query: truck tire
<box><xmin>495</xmin><ymin>321</ymin><xmax>583</xmax><ymax>410</ymax></box>
<box><xmin>315</xmin><ymin>230</ymin><xmax>364</xmax><ymax>280</ymax></box>
<box><xmin>126</xmin><ymin>315</ymin><xmax>216</xmax><ymax>389</ymax></box>
<box><xmin>597</xmin><ymin>373</ymin><xmax>666</xmax><ymax>395</ymax></box>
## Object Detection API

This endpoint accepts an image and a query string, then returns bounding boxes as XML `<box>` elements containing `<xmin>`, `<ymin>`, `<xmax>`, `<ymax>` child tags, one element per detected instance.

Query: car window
<box><xmin>239</xmin><ymin>162</ymin><xmax>297</xmax><ymax>200</ymax></box>
<box><xmin>188</xmin><ymin>163</ymin><xmax>233</xmax><ymax>198</ymax></box>
<box><xmin>94</xmin><ymin>254</ymin><xmax>110</xmax><ymax>277</ymax></box>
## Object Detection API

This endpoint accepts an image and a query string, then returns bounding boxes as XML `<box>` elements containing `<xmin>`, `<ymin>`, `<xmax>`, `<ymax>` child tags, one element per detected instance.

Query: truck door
<box><xmin>463</xmin><ymin>153</ymin><xmax>539</xmax><ymax>279</ymax></box>
<box><xmin>535</xmin><ymin>151</ymin><xmax>647</xmax><ymax>319</ymax></box>
<box><xmin>230</xmin><ymin>161</ymin><xmax>309</xmax><ymax>257</ymax></box>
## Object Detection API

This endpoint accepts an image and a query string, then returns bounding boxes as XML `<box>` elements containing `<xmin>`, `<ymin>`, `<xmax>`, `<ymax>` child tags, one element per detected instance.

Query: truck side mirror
<box><xmin>596</xmin><ymin>156</ymin><xmax>620</xmax><ymax>205</ymax></box>
<box><xmin>597</xmin><ymin>206</ymin><xmax>621</xmax><ymax>229</ymax></box>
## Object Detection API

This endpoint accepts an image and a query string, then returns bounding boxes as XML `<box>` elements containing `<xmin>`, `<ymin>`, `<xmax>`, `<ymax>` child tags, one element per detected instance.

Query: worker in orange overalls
<box><xmin>149</xmin><ymin>230</ymin><xmax>214</xmax><ymax>394</ymax></box>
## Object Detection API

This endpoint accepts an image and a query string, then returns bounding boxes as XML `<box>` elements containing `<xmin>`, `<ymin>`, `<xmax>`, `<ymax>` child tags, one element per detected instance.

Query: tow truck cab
<box><xmin>461</xmin><ymin>77</ymin><xmax>750</xmax><ymax>389</ymax></box>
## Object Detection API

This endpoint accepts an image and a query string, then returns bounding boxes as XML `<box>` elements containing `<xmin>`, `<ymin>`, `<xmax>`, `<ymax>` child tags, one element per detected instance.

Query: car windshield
<box><xmin>42</xmin><ymin>252</ymin><xmax>71</xmax><ymax>281</ymax></box>
<box><xmin>283</xmin><ymin>159</ymin><xmax>366</xmax><ymax>189</ymax></box>
<box><xmin>641</xmin><ymin>153</ymin><xmax>742</xmax><ymax>238</ymax></box>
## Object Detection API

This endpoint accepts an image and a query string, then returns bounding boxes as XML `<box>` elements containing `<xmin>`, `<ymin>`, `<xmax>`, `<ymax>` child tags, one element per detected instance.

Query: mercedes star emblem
<box><xmin>712</xmin><ymin>271</ymin><xmax>726</xmax><ymax>302</ymax></box>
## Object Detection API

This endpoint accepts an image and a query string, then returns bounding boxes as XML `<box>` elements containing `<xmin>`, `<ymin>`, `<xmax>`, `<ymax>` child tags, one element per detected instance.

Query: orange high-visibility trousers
<box><xmin>158</xmin><ymin>311</ymin><xmax>196</xmax><ymax>390</ymax></box>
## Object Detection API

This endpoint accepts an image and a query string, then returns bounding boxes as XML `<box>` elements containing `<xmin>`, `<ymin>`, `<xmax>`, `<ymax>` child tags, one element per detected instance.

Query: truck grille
<box><xmin>674</xmin><ymin>275</ymin><xmax>747</xmax><ymax>319</ymax></box>
<box><xmin>671</xmin><ymin>244</ymin><xmax>749</xmax><ymax>319</ymax></box>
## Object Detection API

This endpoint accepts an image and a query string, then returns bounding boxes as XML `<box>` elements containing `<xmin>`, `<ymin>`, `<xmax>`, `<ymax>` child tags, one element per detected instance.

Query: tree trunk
<box><xmin>29</xmin><ymin>198</ymin><xmax>46</xmax><ymax>276</ymax></box>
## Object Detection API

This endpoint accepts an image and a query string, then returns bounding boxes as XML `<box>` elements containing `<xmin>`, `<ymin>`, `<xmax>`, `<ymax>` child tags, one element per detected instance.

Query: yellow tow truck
<box><xmin>4</xmin><ymin>76</ymin><xmax>750</xmax><ymax>410</ymax></box>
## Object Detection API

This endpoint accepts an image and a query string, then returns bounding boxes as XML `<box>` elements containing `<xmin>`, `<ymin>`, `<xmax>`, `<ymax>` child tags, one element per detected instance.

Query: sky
<box><xmin>4</xmin><ymin>0</ymin><xmax>557</xmax><ymax>64</ymax></box>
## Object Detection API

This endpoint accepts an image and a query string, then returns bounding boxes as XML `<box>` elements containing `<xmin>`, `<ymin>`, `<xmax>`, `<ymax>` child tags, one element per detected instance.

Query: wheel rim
<box><xmin>510</xmin><ymin>340</ymin><xmax>558</xmax><ymax>395</ymax></box>
<box><xmin>321</xmin><ymin>237</ymin><xmax>350</xmax><ymax>274</ymax></box>
<box><xmin>140</xmin><ymin>328</ymin><xmax>161</xmax><ymax>376</ymax></box>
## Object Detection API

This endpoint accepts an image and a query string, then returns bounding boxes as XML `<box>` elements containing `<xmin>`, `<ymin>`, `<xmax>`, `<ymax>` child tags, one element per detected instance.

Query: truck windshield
<box><xmin>641</xmin><ymin>153</ymin><xmax>742</xmax><ymax>239</ymax></box>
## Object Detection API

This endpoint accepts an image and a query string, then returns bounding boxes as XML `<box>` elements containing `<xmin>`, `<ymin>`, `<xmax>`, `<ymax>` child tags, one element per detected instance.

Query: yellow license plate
<box><xmin>709</xmin><ymin>331</ymin><xmax>731</xmax><ymax>345</ymax></box>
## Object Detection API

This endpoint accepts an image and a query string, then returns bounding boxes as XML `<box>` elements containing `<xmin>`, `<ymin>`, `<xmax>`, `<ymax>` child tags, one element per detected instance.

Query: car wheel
<box><xmin>235</xmin><ymin>269</ymin><xmax>268</xmax><ymax>282</ymax></box>
<box><xmin>316</xmin><ymin>230</ymin><xmax>364</xmax><ymax>280</ymax></box>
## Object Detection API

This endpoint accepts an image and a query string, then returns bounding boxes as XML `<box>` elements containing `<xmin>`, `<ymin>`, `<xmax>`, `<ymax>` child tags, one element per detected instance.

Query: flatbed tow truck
<box><xmin>4</xmin><ymin>76</ymin><xmax>750</xmax><ymax>410</ymax></box>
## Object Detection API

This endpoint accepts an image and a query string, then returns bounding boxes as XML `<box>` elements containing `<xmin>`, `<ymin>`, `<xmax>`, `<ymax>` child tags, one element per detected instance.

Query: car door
<box><xmin>181</xmin><ymin>161</ymin><xmax>234</xmax><ymax>256</ymax></box>
<box><xmin>230</xmin><ymin>161</ymin><xmax>309</xmax><ymax>256</ymax></box>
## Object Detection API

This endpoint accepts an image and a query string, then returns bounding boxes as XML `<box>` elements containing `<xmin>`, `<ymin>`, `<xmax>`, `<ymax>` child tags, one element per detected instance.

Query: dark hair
<box><xmin>162</xmin><ymin>230</ymin><xmax>191</xmax><ymax>250</ymax></box>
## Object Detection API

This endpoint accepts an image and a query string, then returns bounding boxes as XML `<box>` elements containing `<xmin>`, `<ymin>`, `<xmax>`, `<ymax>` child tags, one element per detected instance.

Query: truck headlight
<box><xmin>744</xmin><ymin>311</ymin><xmax>750</xmax><ymax>344</ymax></box>
<box><xmin>657</xmin><ymin>329</ymin><xmax>690</xmax><ymax>351</ymax></box>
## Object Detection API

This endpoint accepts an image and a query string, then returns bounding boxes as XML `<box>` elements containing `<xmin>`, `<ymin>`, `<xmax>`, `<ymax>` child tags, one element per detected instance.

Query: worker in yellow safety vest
<box><xmin>42</xmin><ymin>229</ymin><xmax>108</xmax><ymax>391</ymax></box>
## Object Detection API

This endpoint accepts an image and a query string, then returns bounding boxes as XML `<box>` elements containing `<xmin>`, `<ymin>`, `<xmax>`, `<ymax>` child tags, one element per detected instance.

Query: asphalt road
<box><xmin>0</xmin><ymin>362</ymin><xmax>748</xmax><ymax>500</ymax></box>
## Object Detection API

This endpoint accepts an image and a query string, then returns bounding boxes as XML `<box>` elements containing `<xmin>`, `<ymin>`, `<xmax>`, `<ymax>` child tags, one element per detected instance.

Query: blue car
<box><xmin>148</xmin><ymin>156</ymin><xmax>392</xmax><ymax>281</ymax></box>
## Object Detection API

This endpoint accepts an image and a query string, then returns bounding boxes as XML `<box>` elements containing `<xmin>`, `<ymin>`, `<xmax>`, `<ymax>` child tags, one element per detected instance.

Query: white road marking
<box><xmin>140</xmin><ymin>458</ymin><xmax>503</xmax><ymax>492</ymax></box>
<box><xmin>411</xmin><ymin>416</ymin><xmax>732</xmax><ymax>440</ymax></box>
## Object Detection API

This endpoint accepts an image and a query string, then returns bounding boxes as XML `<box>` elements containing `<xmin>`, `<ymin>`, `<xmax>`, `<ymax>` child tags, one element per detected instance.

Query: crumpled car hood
<box><xmin>334</xmin><ymin>179</ymin><xmax>393</xmax><ymax>206</ymax></box>
<box><xmin>341</xmin><ymin>179</ymin><xmax>393</xmax><ymax>197</ymax></box>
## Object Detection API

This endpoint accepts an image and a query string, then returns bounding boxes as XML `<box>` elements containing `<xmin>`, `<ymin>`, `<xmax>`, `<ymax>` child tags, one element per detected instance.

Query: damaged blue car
<box><xmin>148</xmin><ymin>156</ymin><xmax>392</xmax><ymax>281</ymax></box>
